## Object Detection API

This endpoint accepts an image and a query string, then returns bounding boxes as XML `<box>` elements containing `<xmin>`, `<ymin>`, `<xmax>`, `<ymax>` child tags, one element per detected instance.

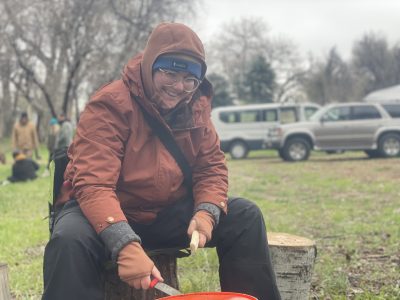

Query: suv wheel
<box><xmin>229</xmin><ymin>141</ymin><xmax>248</xmax><ymax>159</ymax></box>
<box><xmin>282</xmin><ymin>138</ymin><xmax>310</xmax><ymax>162</ymax></box>
<box><xmin>378</xmin><ymin>133</ymin><xmax>400</xmax><ymax>158</ymax></box>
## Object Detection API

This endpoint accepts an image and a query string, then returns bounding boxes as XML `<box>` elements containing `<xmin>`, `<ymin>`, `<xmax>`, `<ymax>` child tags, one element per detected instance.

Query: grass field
<box><xmin>0</xmin><ymin>146</ymin><xmax>399</xmax><ymax>299</ymax></box>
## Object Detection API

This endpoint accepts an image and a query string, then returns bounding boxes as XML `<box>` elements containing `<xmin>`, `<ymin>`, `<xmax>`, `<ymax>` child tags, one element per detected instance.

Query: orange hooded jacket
<box><xmin>63</xmin><ymin>23</ymin><xmax>228</xmax><ymax>234</ymax></box>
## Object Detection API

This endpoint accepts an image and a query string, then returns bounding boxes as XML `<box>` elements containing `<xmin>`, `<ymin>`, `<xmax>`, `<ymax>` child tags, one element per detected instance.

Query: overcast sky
<box><xmin>192</xmin><ymin>0</ymin><xmax>400</xmax><ymax>59</ymax></box>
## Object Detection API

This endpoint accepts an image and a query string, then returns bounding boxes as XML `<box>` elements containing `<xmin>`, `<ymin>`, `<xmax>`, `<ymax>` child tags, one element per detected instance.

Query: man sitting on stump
<box><xmin>42</xmin><ymin>22</ymin><xmax>281</xmax><ymax>300</ymax></box>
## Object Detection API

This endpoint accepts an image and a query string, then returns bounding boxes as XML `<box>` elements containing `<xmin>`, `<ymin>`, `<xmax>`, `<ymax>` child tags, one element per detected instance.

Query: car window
<box><xmin>263</xmin><ymin>109</ymin><xmax>278</xmax><ymax>122</ymax></box>
<box><xmin>322</xmin><ymin>106</ymin><xmax>351</xmax><ymax>122</ymax></box>
<box><xmin>304</xmin><ymin>107</ymin><xmax>319</xmax><ymax>120</ymax></box>
<box><xmin>219</xmin><ymin>111</ymin><xmax>238</xmax><ymax>123</ymax></box>
<box><xmin>351</xmin><ymin>105</ymin><xmax>382</xmax><ymax>120</ymax></box>
<box><xmin>280</xmin><ymin>107</ymin><xmax>298</xmax><ymax>124</ymax></box>
<box><xmin>220</xmin><ymin>109</ymin><xmax>277</xmax><ymax>123</ymax></box>
<box><xmin>382</xmin><ymin>104</ymin><xmax>400</xmax><ymax>118</ymax></box>
<box><xmin>239</xmin><ymin>110</ymin><xmax>263</xmax><ymax>122</ymax></box>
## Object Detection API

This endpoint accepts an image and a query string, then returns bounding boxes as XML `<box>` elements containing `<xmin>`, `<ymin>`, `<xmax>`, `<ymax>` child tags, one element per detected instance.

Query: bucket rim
<box><xmin>160</xmin><ymin>291</ymin><xmax>258</xmax><ymax>299</ymax></box>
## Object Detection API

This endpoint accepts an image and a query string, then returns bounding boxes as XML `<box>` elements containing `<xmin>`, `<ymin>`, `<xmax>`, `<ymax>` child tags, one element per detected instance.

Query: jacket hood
<box><xmin>122</xmin><ymin>23</ymin><xmax>213</xmax><ymax>130</ymax></box>
<box><xmin>142</xmin><ymin>22</ymin><xmax>207</xmax><ymax>99</ymax></box>
<box><xmin>124</xmin><ymin>22</ymin><xmax>207</xmax><ymax>102</ymax></box>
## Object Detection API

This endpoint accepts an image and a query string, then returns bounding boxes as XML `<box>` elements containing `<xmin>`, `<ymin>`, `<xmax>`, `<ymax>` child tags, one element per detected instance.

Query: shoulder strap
<box><xmin>131</xmin><ymin>94</ymin><xmax>193</xmax><ymax>189</ymax></box>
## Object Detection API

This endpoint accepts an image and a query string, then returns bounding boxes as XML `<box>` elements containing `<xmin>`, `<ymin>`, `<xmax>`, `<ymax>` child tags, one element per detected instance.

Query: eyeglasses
<box><xmin>156</xmin><ymin>68</ymin><xmax>201</xmax><ymax>93</ymax></box>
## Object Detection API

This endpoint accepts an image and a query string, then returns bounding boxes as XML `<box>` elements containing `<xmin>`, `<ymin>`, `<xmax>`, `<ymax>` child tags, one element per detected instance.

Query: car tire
<box><xmin>364</xmin><ymin>150</ymin><xmax>380</xmax><ymax>158</ymax></box>
<box><xmin>282</xmin><ymin>138</ymin><xmax>311</xmax><ymax>162</ymax></box>
<box><xmin>377</xmin><ymin>133</ymin><xmax>400</xmax><ymax>158</ymax></box>
<box><xmin>229</xmin><ymin>141</ymin><xmax>248</xmax><ymax>159</ymax></box>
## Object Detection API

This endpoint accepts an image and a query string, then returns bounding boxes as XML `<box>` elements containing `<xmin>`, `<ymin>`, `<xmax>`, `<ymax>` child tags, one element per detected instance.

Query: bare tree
<box><xmin>106</xmin><ymin>0</ymin><xmax>198</xmax><ymax>79</ymax></box>
<box><xmin>0</xmin><ymin>9</ymin><xmax>20</xmax><ymax>138</ymax></box>
<box><xmin>208</xmin><ymin>17</ymin><xmax>304</xmax><ymax>103</ymax></box>
<box><xmin>268</xmin><ymin>37</ymin><xmax>305</xmax><ymax>102</ymax></box>
<box><xmin>301</xmin><ymin>48</ymin><xmax>360</xmax><ymax>104</ymax></box>
<box><xmin>352</xmin><ymin>32</ymin><xmax>400</xmax><ymax>94</ymax></box>
<box><xmin>0</xmin><ymin>54</ymin><xmax>16</xmax><ymax>138</ymax></box>
<box><xmin>393</xmin><ymin>43</ymin><xmax>400</xmax><ymax>73</ymax></box>
<box><xmin>300</xmin><ymin>33</ymin><xmax>400</xmax><ymax>105</ymax></box>
<box><xmin>208</xmin><ymin>17</ymin><xmax>271</xmax><ymax>100</ymax></box>
<box><xmin>3</xmin><ymin>0</ymin><xmax>115</xmax><ymax>117</ymax></box>
<box><xmin>0</xmin><ymin>0</ymin><xmax>199</xmax><ymax>137</ymax></box>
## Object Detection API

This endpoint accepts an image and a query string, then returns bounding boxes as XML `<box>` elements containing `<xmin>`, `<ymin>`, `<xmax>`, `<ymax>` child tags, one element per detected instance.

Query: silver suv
<box><xmin>266</xmin><ymin>102</ymin><xmax>400</xmax><ymax>161</ymax></box>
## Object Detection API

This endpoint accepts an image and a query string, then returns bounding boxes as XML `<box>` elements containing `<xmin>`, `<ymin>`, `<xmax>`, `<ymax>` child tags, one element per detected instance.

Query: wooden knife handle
<box><xmin>190</xmin><ymin>230</ymin><xmax>199</xmax><ymax>254</ymax></box>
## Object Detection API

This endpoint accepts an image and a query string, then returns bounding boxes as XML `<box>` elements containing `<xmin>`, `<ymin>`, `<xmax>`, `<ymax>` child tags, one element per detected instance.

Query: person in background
<box><xmin>46</xmin><ymin>118</ymin><xmax>59</xmax><ymax>168</ymax></box>
<box><xmin>11</xmin><ymin>112</ymin><xmax>41</xmax><ymax>159</ymax></box>
<box><xmin>7</xmin><ymin>150</ymin><xmax>39</xmax><ymax>183</ymax></box>
<box><xmin>54</xmin><ymin>113</ymin><xmax>73</xmax><ymax>152</ymax></box>
<box><xmin>42</xmin><ymin>22</ymin><xmax>281</xmax><ymax>300</ymax></box>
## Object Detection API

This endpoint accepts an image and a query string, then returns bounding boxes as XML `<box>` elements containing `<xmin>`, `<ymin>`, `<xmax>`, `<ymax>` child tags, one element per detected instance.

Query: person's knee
<box><xmin>51</xmin><ymin>223</ymin><xmax>89</xmax><ymax>251</ymax></box>
<box><xmin>214</xmin><ymin>198</ymin><xmax>267</xmax><ymax>255</ymax></box>
<box><xmin>228</xmin><ymin>197</ymin><xmax>264</xmax><ymax>220</ymax></box>
<box><xmin>50</xmin><ymin>212</ymin><xmax>98</xmax><ymax>252</ymax></box>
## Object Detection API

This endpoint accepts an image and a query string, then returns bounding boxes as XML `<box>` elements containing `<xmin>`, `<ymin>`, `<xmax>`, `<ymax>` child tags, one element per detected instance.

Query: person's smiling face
<box><xmin>152</xmin><ymin>69</ymin><xmax>199</xmax><ymax>110</ymax></box>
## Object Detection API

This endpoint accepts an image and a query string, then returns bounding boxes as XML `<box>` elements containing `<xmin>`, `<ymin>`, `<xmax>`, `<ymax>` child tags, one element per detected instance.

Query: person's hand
<box><xmin>117</xmin><ymin>242</ymin><xmax>163</xmax><ymax>289</ymax></box>
<box><xmin>187</xmin><ymin>210</ymin><xmax>215</xmax><ymax>248</ymax></box>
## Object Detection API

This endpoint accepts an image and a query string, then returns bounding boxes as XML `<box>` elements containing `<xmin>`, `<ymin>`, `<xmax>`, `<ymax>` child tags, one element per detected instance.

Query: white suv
<box><xmin>212</xmin><ymin>103</ymin><xmax>320</xmax><ymax>159</ymax></box>
<box><xmin>266</xmin><ymin>102</ymin><xmax>400</xmax><ymax>161</ymax></box>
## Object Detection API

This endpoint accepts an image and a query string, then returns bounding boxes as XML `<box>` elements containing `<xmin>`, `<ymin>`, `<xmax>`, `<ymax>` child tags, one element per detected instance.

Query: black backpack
<box><xmin>48</xmin><ymin>146</ymin><xmax>69</xmax><ymax>233</ymax></box>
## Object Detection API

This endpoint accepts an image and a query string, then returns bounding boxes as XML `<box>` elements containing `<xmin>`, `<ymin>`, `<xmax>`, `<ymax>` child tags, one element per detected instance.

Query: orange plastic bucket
<box><xmin>159</xmin><ymin>291</ymin><xmax>257</xmax><ymax>300</ymax></box>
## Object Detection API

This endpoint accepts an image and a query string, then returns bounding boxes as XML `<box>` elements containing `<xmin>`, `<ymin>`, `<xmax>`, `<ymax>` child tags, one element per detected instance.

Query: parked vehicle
<box><xmin>266</xmin><ymin>102</ymin><xmax>400</xmax><ymax>161</ymax></box>
<box><xmin>212</xmin><ymin>103</ymin><xmax>320</xmax><ymax>159</ymax></box>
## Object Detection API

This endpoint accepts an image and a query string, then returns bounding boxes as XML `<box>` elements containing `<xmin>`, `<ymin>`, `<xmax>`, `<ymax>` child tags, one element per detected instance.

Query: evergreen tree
<box><xmin>245</xmin><ymin>55</ymin><xmax>275</xmax><ymax>103</ymax></box>
<box><xmin>207</xmin><ymin>73</ymin><xmax>234</xmax><ymax>108</ymax></box>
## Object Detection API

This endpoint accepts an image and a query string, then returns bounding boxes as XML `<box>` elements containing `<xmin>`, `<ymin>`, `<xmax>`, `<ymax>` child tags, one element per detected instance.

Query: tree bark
<box><xmin>0</xmin><ymin>263</ymin><xmax>12</xmax><ymax>300</ymax></box>
<box><xmin>267</xmin><ymin>232</ymin><xmax>317</xmax><ymax>300</ymax></box>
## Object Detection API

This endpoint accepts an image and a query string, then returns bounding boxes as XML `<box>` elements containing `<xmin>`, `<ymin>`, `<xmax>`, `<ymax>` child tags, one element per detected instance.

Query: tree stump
<box><xmin>267</xmin><ymin>232</ymin><xmax>317</xmax><ymax>300</ymax></box>
<box><xmin>0</xmin><ymin>263</ymin><xmax>12</xmax><ymax>300</ymax></box>
<box><xmin>104</xmin><ymin>253</ymin><xmax>179</xmax><ymax>300</ymax></box>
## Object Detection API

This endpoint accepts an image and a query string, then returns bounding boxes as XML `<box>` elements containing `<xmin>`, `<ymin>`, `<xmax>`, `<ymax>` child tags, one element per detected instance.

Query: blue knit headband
<box><xmin>152</xmin><ymin>56</ymin><xmax>202</xmax><ymax>79</ymax></box>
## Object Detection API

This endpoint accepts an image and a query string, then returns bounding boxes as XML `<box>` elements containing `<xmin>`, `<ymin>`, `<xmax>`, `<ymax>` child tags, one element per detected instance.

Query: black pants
<box><xmin>42</xmin><ymin>197</ymin><xmax>281</xmax><ymax>300</ymax></box>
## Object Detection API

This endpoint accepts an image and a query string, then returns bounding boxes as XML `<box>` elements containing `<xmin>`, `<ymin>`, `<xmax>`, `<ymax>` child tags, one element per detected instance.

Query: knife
<box><xmin>150</xmin><ymin>278</ymin><xmax>182</xmax><ymax>296</ymax></box>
